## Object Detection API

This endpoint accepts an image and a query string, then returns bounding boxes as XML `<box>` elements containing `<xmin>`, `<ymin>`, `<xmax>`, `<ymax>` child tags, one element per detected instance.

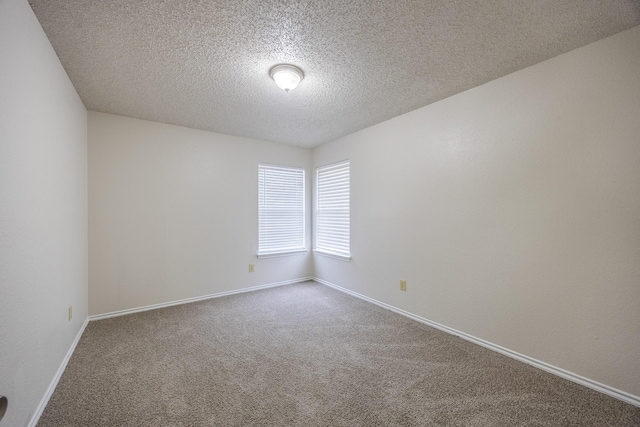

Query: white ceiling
<box><xmin>29</xmin><ymin>0</ymin><xmax>640</xmax><ymax>148</ymax></box>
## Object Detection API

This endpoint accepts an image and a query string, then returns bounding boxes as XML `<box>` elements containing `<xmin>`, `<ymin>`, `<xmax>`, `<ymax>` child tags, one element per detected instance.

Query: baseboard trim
<box><xmin>313</xmin><ymin>277</ymin><xmax>640</xmax><ymax>408</ymax></box>
<box><xmin>28</xmin><ymin>317</ymin><xmax>89</xmax><ymax>427</ymax></box>
<box><xmin>28</xmin><ymin>275</ymin><xmax>637</xmax><ymax>427</ymax></box>
<box><xmin>89</xmin><ymin>277</ymin><xmax>313</xmax><ymax>321</ymax></box>
<box><xmin>29</xmin><ymin>277</ymin><xmax>313</xmax><ymax>426</ymax></box>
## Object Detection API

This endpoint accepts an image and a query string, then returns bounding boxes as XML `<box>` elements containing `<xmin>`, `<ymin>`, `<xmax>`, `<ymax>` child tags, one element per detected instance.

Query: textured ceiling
<box><xmin>29</xmin><ymin>0</ymin><xmax>640</xmax><ymax>148</ymax></box>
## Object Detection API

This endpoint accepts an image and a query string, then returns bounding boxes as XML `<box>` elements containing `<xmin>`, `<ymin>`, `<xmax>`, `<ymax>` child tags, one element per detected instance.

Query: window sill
<box><xmin>257</xmin><ymin>249</ymin><xmax>308</xmax><ymax>259</ymax></box>
<box><xmin>313</xmin><ymin>249</ymin><xmax>351</xmax><ymax>262</ymax></box>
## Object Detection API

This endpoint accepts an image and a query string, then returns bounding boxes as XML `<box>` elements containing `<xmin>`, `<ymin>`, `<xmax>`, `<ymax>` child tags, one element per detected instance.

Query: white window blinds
<box><xmin>316</xmin><ymin>161</ymin><xmax>350</xmax><ymax>257</ymax></box>
<box><xmin>258</xmin><ymin>164</ymin><xmax>305</xmax><ymax>255</ymax></box>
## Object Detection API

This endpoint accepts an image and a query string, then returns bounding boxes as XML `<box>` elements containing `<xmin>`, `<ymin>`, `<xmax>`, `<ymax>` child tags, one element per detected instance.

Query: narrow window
<box><xmin>316</xmin><ymin>161</ymin><xmax>350</xmax><ymax>259</ymax></box>
<box><xmin>258</xmin><ymin>164</ymin><xmax>305</xmax><ymax>257</ymax></box>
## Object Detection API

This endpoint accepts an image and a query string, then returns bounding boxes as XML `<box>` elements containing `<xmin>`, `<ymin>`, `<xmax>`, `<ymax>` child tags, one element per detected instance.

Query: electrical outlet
<box><xmin>68</xmin><ymin>306</ymin><xmax>73</xmax><ymax>320</ymax></box>
<box><xmin>249</xmin><ymin>264</ymin><xmax>254</xmax><ymax>273</ymax></box>
<box><xmin>400</xmin><ymin>280</ymin><xmax>407</xmax><ymax>291</ymax></box>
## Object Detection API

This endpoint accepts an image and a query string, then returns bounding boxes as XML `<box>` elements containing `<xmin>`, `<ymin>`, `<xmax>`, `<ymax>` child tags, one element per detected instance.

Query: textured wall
<box><xmin>313</xmin><ymin>25</ymin><xmax>640</xmax><ymax>398</ymax></box>
<box><xmin>0</xmin><ymin>0</ymin><xmax>88</xmax><ymax>425</ymax></box>
<box><xmin>88</xmin><ymin>112</ymin><xmax>313</xmax><ymax>316</ymax></box>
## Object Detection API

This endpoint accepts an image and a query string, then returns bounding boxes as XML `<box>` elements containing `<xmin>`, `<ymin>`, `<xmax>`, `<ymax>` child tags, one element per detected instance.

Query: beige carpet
<box><xmin>38</xmin><ymin>281</ymin><xmax>640</xmax><ymax>426</ymax></box>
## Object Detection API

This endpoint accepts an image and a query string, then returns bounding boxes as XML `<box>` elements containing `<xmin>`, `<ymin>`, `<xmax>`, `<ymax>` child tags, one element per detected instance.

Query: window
<box><xmin>315</xmin><ymin>161</ymin><xmax>350</xmax><ymax>260</ymax></box>
<box><xmin>258</xmin><ymin>164</ymin><xmax>305</xmax><ymax>257</ymax></box>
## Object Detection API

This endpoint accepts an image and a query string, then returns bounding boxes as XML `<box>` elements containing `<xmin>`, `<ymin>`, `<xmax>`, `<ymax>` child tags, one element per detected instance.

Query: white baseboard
<box><xmin>28</xmin><ymin>277</ymin><xmax>313</xmax><ymax>426</ymax></box>
<box><xmin>313</xmin><ymin>277</ymin><xmax>640</xmax><ymax>408</ymax></box>
<box><xmin>28</xmin><ymin>275</ymin><xmax>637</xmax><ymax>427</ymax></box>
<box><xmin>28</xmin><ymin>317</ymin><xmax>89</xmax><ymax>427</ymax></box>
<box><xmin>89</xmin><ymin>277</ymin><xmax>313</xmax><ymax>321</ymax></box>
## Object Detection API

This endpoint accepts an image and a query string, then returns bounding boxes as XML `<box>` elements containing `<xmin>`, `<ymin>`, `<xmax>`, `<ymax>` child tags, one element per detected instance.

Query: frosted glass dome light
<box><xmin>270</xmin><ymin>64</ymin><xmax>304</xmax><ymax>92</ymax></box>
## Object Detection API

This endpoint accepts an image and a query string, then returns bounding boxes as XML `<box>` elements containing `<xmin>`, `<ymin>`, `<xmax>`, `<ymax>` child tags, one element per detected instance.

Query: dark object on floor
<box><xmin>0</xmin><ymin>395</ymin><xmax>7</xmax><ymax>422</ymax></box>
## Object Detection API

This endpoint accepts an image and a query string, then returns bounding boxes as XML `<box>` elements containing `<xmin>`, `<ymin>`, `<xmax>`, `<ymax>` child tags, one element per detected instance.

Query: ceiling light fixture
<box><xmin>270</xmin><ymin>64</ymin><xmax>304</xmax><ymax>92</ymax></box>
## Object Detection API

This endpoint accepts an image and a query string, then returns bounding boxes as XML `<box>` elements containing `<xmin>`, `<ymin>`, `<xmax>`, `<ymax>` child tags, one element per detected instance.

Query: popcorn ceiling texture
<box><xmin>29</xmin><ymin>0</ymin><xmax>640</xmax><ymax>148</ymax></box>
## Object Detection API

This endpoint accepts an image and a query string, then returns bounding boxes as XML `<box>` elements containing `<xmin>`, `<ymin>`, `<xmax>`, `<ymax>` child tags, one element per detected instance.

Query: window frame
<box><xmin>314</xmin><ymin>160</ymin><xmax>351</xmax><ymax>261</ymax></box>
<box><xmin>257</xmin><ymin>163</ymin><xmax>307</xmax><ymax>258</ymax></box>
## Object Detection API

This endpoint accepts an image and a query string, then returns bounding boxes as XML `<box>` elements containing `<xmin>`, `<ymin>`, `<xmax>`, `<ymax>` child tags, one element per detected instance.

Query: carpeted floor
<box><xmin>38</xmin><ymin>281</ymin><xmax>640</xmax><ymax>426</ymax></box>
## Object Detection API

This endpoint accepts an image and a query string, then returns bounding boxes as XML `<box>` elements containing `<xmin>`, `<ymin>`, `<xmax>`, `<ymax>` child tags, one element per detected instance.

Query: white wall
<box><xmin>88</xmin><ymin>112</ymin><xmax>313</xmax><ymax>315</ymax></box>
<box><xmin>313</xmin><ymin>25</ymin><xmax>640</xmax><ymax>398</ymax></box>
<box><xmin>0</xmin><ymin>0</ymin><xmax>88</xmax><ymax>425</ymax></box>
<box><xmin>1</xmin><ymin>0</ymin><xmax>636</xmax><ymax>420</ymax></box>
